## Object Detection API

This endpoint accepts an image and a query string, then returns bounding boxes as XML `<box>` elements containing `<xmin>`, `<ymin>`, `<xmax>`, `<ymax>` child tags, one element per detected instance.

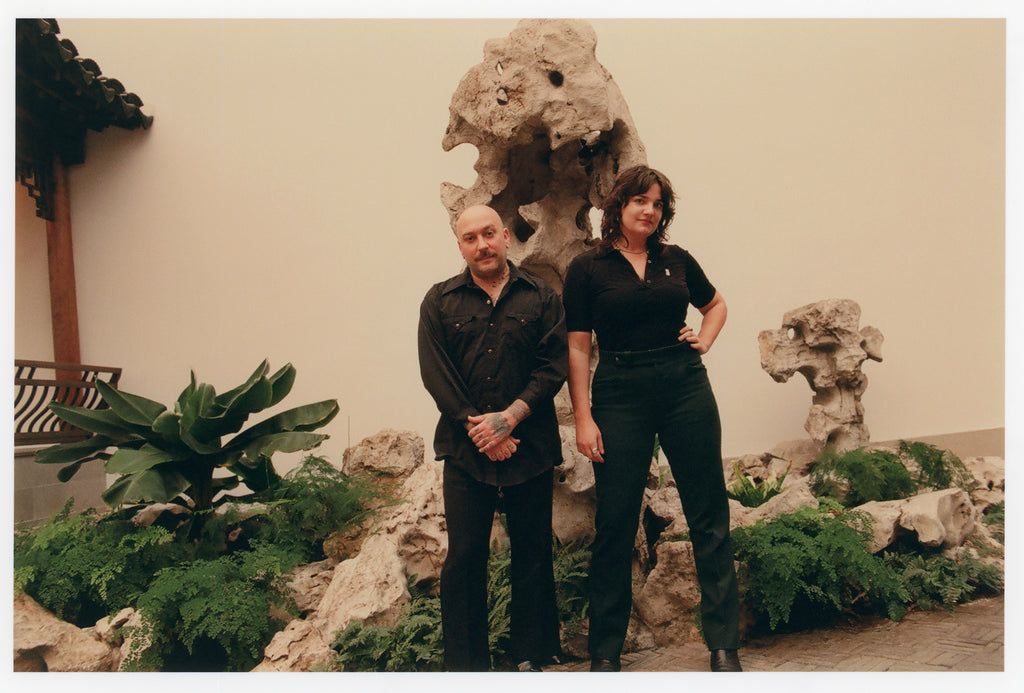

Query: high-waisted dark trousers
<box><xmin>440</xmin><ymin>463</ymin><xmax>561</xmax><ymax>671</ymax></box>
<box><xmin>588</xmin><ymin>341</ymin><xmax>740</xmax><ymax>660</ymax></box>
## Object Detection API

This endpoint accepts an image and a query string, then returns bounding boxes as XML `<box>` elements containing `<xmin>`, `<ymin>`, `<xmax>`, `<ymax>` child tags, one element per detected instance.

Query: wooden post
<box><xmin>45</xmin><ymin>157</ymin><xmax>82</xmax><ymax>375</ymax></box>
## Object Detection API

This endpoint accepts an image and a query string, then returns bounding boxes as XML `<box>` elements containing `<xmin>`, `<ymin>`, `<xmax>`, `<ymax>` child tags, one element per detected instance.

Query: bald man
<box><xmin>418</xmin><ymin>205</ymin><xmax>568</xmax><ymax>671</ymax></box>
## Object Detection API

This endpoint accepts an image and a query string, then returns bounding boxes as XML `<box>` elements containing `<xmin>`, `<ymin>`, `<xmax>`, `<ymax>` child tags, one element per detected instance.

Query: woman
<box><xmin>562</xmin><ymin>165</ymin><xmax>741</xmax><ymax>672</ymax></box>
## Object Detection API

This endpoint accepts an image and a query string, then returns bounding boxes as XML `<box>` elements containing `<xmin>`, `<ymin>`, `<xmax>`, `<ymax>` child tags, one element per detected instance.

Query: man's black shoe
<box><xmin>709</xmin><ymin>649</ymin><xmax>742</xmax><ymax>672</ymax></box>
<box><xmin>516</xmin><ymin>660</ymin><xmax>543</xmax><ymax>672</ymax></box>
<box><xmin>589</xmin><ymin>658</ymin><xmax>621</xmax><ymax>672</ymax></box>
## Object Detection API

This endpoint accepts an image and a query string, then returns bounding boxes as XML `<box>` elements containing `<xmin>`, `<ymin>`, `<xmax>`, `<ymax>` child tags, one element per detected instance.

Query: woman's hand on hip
<box><xmin>678</xmin><ymin>326</ymin><xmax>709</xmax><ymax>354</ymax></box>
<box><xmin>575</xmin><ymin>418</ymin><xmax>605</xmax><ymax>463</ymax></box>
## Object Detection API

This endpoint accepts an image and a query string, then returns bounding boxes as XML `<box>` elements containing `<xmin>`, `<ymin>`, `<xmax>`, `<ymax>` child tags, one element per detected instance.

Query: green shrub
<box><xmin>883</xmin><ymin>550</ymin><xmax>1003</xmax><ymax>612</ymax></box>
<box><xmin>897</xmin><ymin>441</ymin><xmax>974</xmax><ymax>492</ymax></box>
<box><xmin>249</xmin><ymin>454</ymin><xmax>377</xmax><ymax>562</ymax></box>
<box><xmin>122</xmin><ymin>543</ymin><xmax>297</xmax><ymax>672</ymax></box>
<box><xmin>731</xmin><ymin>503</ymin><xmax>909</xmax><ymax>631</ymax></box>
<box><xmin>809</xmin><ymin>447</ymin><xmax>917</xmax><ymax>506</ymax></box>
<box><xmin>726</xmin><ymin>460</ymin><xmax>790</xmax><ymax>507</ymax></box>
<box><xmin>14</xmin><ymin>501</ymin><xmax>185</xmax><ymax>626</ymax></box>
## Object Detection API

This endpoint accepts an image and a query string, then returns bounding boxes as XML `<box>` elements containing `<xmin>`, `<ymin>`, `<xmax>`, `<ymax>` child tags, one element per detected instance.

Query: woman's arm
<box><xmin>567</xmin><ymin>330</ymin><xmax>604</xmax><ymax>462</ymax></box>
<box><xmin>679</xmin><ymin>291</ymin><xmax>727</xmax><ymax>354</ymax></box>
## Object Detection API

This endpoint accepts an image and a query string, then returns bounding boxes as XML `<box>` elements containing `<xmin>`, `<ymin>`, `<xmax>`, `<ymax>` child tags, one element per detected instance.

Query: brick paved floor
<box><xmin>547</xmin><ymin>594</ymin><xmax>1003</xmax><ymax>673</ymax></box>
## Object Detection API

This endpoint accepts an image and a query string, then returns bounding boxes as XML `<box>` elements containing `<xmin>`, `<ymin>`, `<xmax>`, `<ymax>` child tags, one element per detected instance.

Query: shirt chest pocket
<box><xmin>441</xmin><ymin>313</ymin><xmax>484</xmax><ymax>349</ymax></box>
<box><xmin>503</xmin><ymin>309</ymin><xmax>543</xmax><ymax>346</ymax></box>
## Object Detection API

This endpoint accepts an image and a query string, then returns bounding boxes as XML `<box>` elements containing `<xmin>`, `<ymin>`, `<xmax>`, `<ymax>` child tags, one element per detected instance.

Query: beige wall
<box><xmin>14</xmin><ymin>19</ymin><xmax>1004</xmax><ymax>469</ymax></box>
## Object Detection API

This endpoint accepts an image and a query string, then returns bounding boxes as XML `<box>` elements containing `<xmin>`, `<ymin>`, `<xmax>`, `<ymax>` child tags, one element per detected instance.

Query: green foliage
<box><xmin>731</xmin><ymin>503</ymin><xmax>909</xmax><ymax>631</ymax></box>
<box><xmin>249</xmin><ymin>454</ymin><xmax>377</xmax><ymax>562</ymax></box>
<box><xmin>332</xmin><ymin>580</ymin><xmax>445</xmax><ymax>672</ymax></box>
<box><xmin>15</xmin><ymin>454</ymin><xmax>376</xmax><ymax>672</ymax></box>
<box><xmin>553</xmin><ymin>538</ymin><xmax>591</xmax><ymax>639</ymax></box>
<box><xmin>726</xmin><ymin>460</ymin><xmax>790</xmax><ymax>508</ymax></box>
<box><xmin>14</xmin><ymin>500</ymin><xmax>183</xmax><ymax>626</ymax></box>
<box><xmin>122</xmin><ymin>543</ymin><xmax>297</xmax><ymax>672</ymax></box>
<box><xmin>331</xmin><ymin>536</ymin><xmax>592</xmax><ymax>672</ymax></box>
<box><xmin>883</xmin><ymin>550</ymin><xmax>1003</xmax><ymax>613</ymax></box>
<box><xmin>983</xmin><ymin>501</ymin><xmax>1005</xmax><ymax>544</ymax></box>
<box><xmin>34</xmin><ymin>361</ymin><xmax>339</xmax><ymax>535</ymax></box>
<box><xmin>809</xmin><ymin>447</ymin><xmax>917</xmax><ymax>507</ymax></box>
<box><xmin>897</xmin><ymin>440</ymin><xmax>974</xmax><ymax>492</ymax></box>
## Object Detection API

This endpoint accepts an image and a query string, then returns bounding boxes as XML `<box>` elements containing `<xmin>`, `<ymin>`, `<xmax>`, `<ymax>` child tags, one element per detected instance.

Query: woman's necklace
<box><xmin>615</xmin><ymin>243</ymin><xmax>647</xmax><ymax>255</ymax></box>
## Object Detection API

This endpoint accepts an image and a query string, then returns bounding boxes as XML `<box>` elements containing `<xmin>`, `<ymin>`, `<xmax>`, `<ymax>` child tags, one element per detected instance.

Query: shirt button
<box><xmin>487</xmin><ymin>348</ymin><xmax>493</xmax><ymax>353</ymax></box>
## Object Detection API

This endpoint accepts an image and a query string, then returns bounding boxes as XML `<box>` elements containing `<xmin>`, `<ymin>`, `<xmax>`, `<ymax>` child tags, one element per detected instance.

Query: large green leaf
<box><xmin>105</xmin><ymin>445</ymin><xmax>176</xmax><ymax>474</ymax></box>
<box><xmin>212</xmin><ymin>360</ymin><xmax>269</xmax><ymax>410</ymax></box>
<box><xmin>101</xmin><ymin>467</ymin><xmax>190</xmax><ymax>507</ymax></box>
<box><xmin>227</xmin><ymin>455</ymin><xmax>281</xmax><ymax>493</ymax></box>
<box><xmin>241</xmin><ymin>431</ymin><xmax>328</xmax><ymax>460</ymax></box>
<box><xmin>228</xmin><ymin>399</ymin><xmax>339</xmax><ymax>450</ymax></box>
<box><xmin>178</xmin><ymin>426</ymin><xmax>224</xmax><ymax>455</ymax></box>
<box><xmin>180</xmin><ymin>381</ymin><xmax>216</xmax><ymax>432</ymax></box>
<box><xmin>96</xmin><ymin>380</ymin><xmax>167</xmax><ymax>426</ymax></box>
<box><xmin>192</xmin><ymin>376</ymin><xmax>273</xmax><ymax>442</ymax></box>
<box><xmin>267</xmin><ymin>363</ymin><xmax>296</xmax><ymax>407</ymax></box>
<box><xmin>34</xmin><ymin>434</ymin><xmax>116</xmax><ymax>465</ymax></box>
<box><xmin>151</xmin><ymin>411</ymin><xmax>181</xmax><ymax>436</ymax></box>
<box><xmin>48</xmin><ymin>403</ymin><xmax>141</xmax><ymax>440</ymax></box>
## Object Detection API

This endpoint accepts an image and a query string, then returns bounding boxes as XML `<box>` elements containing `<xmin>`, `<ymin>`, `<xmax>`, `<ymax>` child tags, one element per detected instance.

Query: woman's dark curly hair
<box><xmin>597</xmin><ymin>165</ymin><xmax>677</xmax><ymax>252</ymax></box>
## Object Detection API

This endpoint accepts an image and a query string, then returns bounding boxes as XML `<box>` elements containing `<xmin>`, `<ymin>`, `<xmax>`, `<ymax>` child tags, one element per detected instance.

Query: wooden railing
<box><xmin>14</xmin><ymin>359</ymin><xmax>122</xmax><ymax>446</ymax></box>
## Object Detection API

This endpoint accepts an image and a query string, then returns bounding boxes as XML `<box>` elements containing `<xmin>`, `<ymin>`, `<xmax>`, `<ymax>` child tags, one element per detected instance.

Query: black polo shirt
<box><xmin>562</xmin><ymin>244</ymin><xmax>717</xmax><ymax>352</ymax></box>
<box><xmin>418</xmin><ymin>262</ymin><xmax>568</xmax><ymax>486</ymax></box>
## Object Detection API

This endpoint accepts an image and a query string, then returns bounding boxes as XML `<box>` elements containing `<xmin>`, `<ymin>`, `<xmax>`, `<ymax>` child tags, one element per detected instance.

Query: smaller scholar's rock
<box><xmin>758</xmin><ymin>299</ymin><xmax>883</xmax><ymax>450</ymax></box>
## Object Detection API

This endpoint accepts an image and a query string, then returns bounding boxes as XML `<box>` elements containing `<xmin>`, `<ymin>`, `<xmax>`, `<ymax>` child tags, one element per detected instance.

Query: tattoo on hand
<box><xmin>487</xmin><ymin>413</ymin><xmax>511</xmax><ymax>438</ymax></box>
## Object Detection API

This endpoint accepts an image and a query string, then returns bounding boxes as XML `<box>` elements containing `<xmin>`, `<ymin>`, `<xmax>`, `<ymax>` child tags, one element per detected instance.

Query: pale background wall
<box><xmin>14</xmin><ymin>18</ymin><xmax>1005</xmax><ymax>471</ymax></box>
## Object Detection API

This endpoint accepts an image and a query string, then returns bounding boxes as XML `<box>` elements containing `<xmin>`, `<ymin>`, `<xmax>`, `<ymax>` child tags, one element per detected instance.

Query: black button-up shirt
<box><xmin>418</xmin><ymin>262</ymin><xmax>568</xmax><ymax>486</ymax></box>
<box><xmin>562</xmin><ymin>244</ymin><xmax>717</xmax><ymax>352</ymax></box>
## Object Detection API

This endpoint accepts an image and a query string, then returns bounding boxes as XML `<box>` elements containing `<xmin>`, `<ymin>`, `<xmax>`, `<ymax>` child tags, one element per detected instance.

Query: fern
<box><xmin>809</xmin><ymin>447</ymin><xmax>917</xmax><ymax>507</ymax></box>
<box><xmin>250</xmin><ymin>454</ymin><xmax>378</xmax><ymax>562</ymax></box>
<box><xmin>14</xmin><ymin>501</ymin><xmax>183</xmax><ymax>626</ymax></box>
<box><xmin>897</xmin><ymin>441</ymin><xmax>974</xmax><ymax>492</ymax></box>
<box><xmin>884</xmin><ymin>550</ymin><xmax>1002</xmax><ymax>612</ymax></box>
<box><xmin>731</xmin><ymin>504</ymin><xmax>909</xmax><ymax>631</ymax></box>
<box><xmin>123</xmin><ymin>543</ymin><xmax>297</xmax><ymax>671</ymax></box>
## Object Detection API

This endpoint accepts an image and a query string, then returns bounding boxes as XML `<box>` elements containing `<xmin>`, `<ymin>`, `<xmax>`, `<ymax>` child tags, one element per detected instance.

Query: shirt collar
<box><xmin>442</xmin><ymin>261</ymin><xmax>534</xmax><ymax>295</ymax></box>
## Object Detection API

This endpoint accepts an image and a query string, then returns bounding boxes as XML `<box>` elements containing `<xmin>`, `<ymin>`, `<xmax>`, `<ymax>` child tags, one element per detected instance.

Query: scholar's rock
<box><xmin>758</xmin><ymin>299</ymin><xmax>883</xmax><ymax>449</ymax></box>
<box><xmin>442</xmin><ymin>18</ymin><xmax>646</xmax><ymax>291</ymax></box>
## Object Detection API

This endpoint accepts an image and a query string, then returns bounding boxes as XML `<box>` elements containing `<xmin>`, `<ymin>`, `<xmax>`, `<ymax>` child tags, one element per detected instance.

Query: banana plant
<box><xmin>34</xmin><ymin>360</ymin><xmax>339</xmax><ymax>525</ymax></box>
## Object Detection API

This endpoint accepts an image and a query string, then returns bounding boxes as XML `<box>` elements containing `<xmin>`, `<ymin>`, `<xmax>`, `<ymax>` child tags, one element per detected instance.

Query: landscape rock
<box><xmin>285</xmin><ymin>558</ymin><xmax>339</xmax><ymax>615</ymax></box>
<box><xmin>13</xmin><ymin>592</ymin><xmax>120</xmax><ymax>672</ymax></box>
<box><xmin>253</xmin><ymin>618</ymin><xmax>334</xmax><ymax>672</ymax></box>
<box><xmin>899</xmin><ymin>488</ymin><xmax>976</xmax><ymax>549</ymax></box>
<box><xmin>768</xmin><ymin>439</ymin><xmax>825</xmax><ymax>477</ymax></box>
<box><xmin>963</xmin><ymin>456</ymin><xmax>1005</xmax><ymax>512</ymax></box>
<box><xmin>854</xmin><ymin>499</ymin><xmax>906</xmax><ymax>553</ymax></box>
<box><xmin>634</xmin><ymin>540</ymin><xmax>702</xmax><ymax>647</ymax></box>
<box><xmin>342</xmin><ymin>429</ymin><xmax>425</xmax><ymax>478</ymax></box>
<box><xmin>729</xmin><ymin>476</ymin><xmax>819</xmax><ymax>529</ymax></box>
